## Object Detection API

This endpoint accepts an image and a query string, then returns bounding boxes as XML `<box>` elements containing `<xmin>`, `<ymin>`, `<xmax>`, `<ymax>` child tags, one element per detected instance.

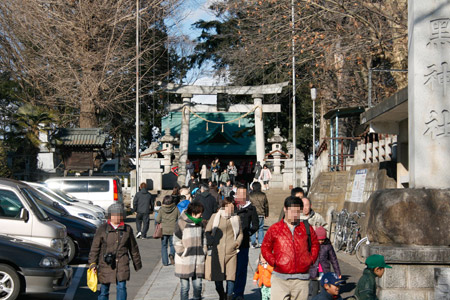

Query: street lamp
<box><xmin>311</xmin><ymin>88</ymin><xmax>317</xmax><ymax>166</ymax></box>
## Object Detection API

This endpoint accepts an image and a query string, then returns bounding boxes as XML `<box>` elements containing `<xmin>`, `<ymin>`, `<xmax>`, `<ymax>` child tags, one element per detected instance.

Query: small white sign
<box><xmin>349</xmin><ymin>169</ymin><xmax>367</xmax><ymax>203</ymax></box>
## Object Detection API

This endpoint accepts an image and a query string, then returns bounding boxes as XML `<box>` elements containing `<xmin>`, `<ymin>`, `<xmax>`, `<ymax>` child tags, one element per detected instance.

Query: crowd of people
<box><xmin>87</xmin><ymin>159</ymin><xmax>391</xmax><ymax>300</ymax></box>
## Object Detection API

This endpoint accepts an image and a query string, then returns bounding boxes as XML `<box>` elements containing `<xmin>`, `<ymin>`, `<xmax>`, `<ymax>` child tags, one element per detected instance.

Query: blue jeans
<box><xmin>211</xmin><ymin>172</ymin><xmax>219</xmax><ymax>183</ymax></box>
<box><xmin>250</xmin><ymin>216</ymin><xmax>265</xmax><ymax>245</ymax></box>
<box><xmin>215</xmin><ymin>280</ymin><xmax>234</xmax><ymax>296</ymax></box>
<box><xmin>180</xmin><ymin>277</ymin><xmax>202</xmax><ymax>300</ymax></box>
<box><xmin>98</xmin><ymin>281</ymin><xmax>127</xmax><ymax>300</ymax></box>
<box><xmin>161</xmin><ymin>235</ymin><xmax>175</xmax><ymax>266</ymax></box>
<box><xmin>233</xmin><ymin>247</ymin><xmax>249</xmax><ymax>297</ymax></box>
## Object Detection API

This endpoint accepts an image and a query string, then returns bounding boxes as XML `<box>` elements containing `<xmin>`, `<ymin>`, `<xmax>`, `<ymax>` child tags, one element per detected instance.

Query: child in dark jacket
<box><xmin>354</xmin><ymin>254</ymin><xmax>391</xmax><ymax>300</ymax></box>
<box><xmin>311</xmin><ymin>272</ymin><xmax>344</xmax><ymax>300</ymax></box>
<box><xmin>309</xmin><ymin>226</ymin><xmax>341</xmax><ymax>299</ymax></box>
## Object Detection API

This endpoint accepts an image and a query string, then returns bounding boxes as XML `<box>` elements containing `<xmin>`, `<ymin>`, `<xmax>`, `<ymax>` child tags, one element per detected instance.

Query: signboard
<box><xmin>349</xmin><ymin>169</ymin><xmax>367</xmax><ymax>203</ymax></box>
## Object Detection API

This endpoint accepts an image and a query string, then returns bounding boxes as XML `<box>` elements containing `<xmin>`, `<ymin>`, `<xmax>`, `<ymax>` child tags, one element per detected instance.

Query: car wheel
<box><xmin>67</xmin><ymin>237</ymin><xmax>77</xmax><ymax>263</ymax></box>
<box><xmin>0</xmin><ymin>264</ymin><xmax>20</xmax><ymax>300</ymax></box>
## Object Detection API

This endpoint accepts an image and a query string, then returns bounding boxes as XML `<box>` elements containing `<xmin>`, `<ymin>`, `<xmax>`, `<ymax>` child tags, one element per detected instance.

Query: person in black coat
<box><xmin>194</xmin><ymin>184</ymin><xmax>218</xmax><ymax>225</ymax></box>
<box><xmin>233</xmin><ymin>186</ymin><xmax>259</xmax><ymax>300</ymax></box>
<box><xmin>133</xmin><ymin>182</ymin><xmax>154</xmax><ymax>239</ymax></box>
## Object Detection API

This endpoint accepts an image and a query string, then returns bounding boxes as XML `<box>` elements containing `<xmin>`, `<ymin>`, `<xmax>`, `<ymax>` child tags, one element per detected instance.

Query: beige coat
<box><xmin>205</xmin><ymin>213</ymin><xmax>243</xmax><ymax>281</ymax></box>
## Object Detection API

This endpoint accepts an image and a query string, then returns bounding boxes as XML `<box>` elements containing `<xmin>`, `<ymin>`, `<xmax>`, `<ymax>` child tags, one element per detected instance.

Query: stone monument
<box><xmin>362</xmin><ymin>3</ymin><xmax>450</xmax><ymax>297</ymax></box>
<box><xmin>409</xmin><ymin>0</ymin><xmax>450</xmax><ymax>188</ymax></box>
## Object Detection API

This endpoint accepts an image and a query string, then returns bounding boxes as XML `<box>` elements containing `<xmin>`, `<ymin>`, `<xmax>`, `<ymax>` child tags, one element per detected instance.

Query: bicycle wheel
<box><xmin>355</xmin><ymin>237</ymin><xmax>369</xmax><ymax>264</ymax></box>
<box><xmin>346</xmin><ymin>229</ymin><xmax>359</xmax><ymax>254</ymax></box>
<box><xmin>336</xmin><ymin>226</ymin><xmax>347</xmax><ymax>251</ymax></box>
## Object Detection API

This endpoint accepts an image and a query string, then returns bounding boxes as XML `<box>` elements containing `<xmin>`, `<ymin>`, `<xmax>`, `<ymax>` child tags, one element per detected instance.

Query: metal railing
<box><xmin>322</xmin><ymin>137</ymin><xmax>361</xmax><ymax>171</ymax></box>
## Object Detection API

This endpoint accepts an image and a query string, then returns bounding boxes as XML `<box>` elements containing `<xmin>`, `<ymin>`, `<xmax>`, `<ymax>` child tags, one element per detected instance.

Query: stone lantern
<box><xmin>160</xmin><ymin>128</ymin><xmax>178</xmax><ymax>174</ymax></box>
<box><xmin>267</xmin><ymin>127</ymin><xmax>286</xmax><ymax>175</ymax></box>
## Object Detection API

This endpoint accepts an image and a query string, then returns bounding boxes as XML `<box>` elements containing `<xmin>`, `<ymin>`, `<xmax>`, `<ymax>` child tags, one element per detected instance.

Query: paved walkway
<box><xmin>134</xmin><ymin>246</ymin><xmax>365</xmax><ymax>300</ymax></box>
<box><xmin>135</xmin><ymin>246</ymin><xmax>262</xmax><ymax>300</ymax></box>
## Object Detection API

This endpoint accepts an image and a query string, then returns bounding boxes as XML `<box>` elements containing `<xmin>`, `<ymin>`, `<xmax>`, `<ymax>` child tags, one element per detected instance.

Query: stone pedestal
<box><xmin>368</xmin><ymin>245</ymin><xmax>450</xmax><ymax>300</ymax></box>
<box><xmin>139</xmin><ymin>158</ymin><xmax>163</xmax><ymax>192</ymax></box>
<box><xmin>282</xmin><ymin>159</ymin><xmax>308</xmax><ymax>190</ymax></box>
<box><xmin>409</xmin><ymin>0</ymin><xmax>450</xmax><ymax>188</ymax></box>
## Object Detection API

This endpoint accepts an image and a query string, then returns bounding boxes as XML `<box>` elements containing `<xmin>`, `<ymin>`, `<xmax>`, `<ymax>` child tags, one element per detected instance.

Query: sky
<box><xmin>166</xmin><ymin>0</ymin><xmax>226</xmax><ymax>104</ymax></box>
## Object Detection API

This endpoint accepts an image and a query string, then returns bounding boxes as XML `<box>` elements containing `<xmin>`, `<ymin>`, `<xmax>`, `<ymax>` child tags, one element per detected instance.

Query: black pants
<box><xmin>136</xmin><ymin>213</ymin><xmax>149</xmax><ymax>237</ymax></box>
<box><xmin>229</xmin><ymin>174</ymin><xmax>235</xmax><ymax>185</ymax></box>
<box><xmin>308</xmin><ymin>279</ymin><xmax>320</xmax><ymax>300</ymax></box>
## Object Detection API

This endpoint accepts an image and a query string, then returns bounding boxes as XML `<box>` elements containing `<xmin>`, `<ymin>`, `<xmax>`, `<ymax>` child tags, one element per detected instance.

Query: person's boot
<box><xmin>169</xmin><ymin>254</ymin><xmax>175</xmax><ymax>265</ymax></box>
<box><xmin>218</xmin><ymin>291</ymin><xmax>226</xmax><ymax>300</ymax></box>
<box><xmin>226</xmin><ymin>295</ymin><xmax>233</xmax><ymax>300</ymax></box>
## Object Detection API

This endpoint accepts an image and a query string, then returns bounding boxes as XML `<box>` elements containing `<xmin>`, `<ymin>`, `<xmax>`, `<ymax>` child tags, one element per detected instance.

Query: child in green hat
<box><xmin>354</xmin><ymin>254</ymin><xmax>391</xmax><ymax>300</ymax></box>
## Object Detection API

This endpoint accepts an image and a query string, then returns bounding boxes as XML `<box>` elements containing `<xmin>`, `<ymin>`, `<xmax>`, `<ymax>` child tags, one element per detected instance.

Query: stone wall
<box><xmin>309</xmin><ymin>162</ymin><xmax>397</xmax><ymax>218</ymax></box>
<box><xmin>369</xmin><ymin>245</ymin><xmax>450</xmax><ymax>300</ymax></box>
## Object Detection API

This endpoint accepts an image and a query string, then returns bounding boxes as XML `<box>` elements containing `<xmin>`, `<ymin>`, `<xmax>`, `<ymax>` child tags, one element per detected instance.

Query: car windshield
<box><xmin>48</xmin><ymin>188</ymin><xmax>78</xmax><ymax>203</ymax></box>
<box><xmin>23</xmin><ymin>188</ymin><xmax>68</xmax><ymax>216</ymax></box>
<box><xmin>20</xmin><ymin>188</ymin><xmax>50</xmax><ymax>221</ymax></box>
<box><xmin>36</xmin><ymin>186</ymin><xmax>72</xmax><ymax>205</ymax></box>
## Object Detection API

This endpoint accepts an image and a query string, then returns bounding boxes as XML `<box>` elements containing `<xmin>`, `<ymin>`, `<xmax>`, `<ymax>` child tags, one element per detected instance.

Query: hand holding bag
<box><xmin>87</xmin><ymin>264</ymin><xmax>98</xmax><ymax>292</ymax></box>
<box><xmin>153</xmin><ymin>223</ymin><xmax>162</xmax><ymax>239</ymax></box>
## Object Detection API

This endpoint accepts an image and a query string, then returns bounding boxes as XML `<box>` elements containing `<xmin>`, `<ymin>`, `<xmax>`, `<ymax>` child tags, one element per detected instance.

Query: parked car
<box><xmin>23</xmin><ymin>187</ymin><xmax>97</xmax><ymax>263</ymax></box>
<box><xmin>25</xmin><ymin>182</ymin><xmax>104</xmax><ymax>227</ymax></box>
<box><xmin>45</xmin><ymin>176</ymin><xmax>123</xmax><ymax>210</ymax></box>
<box><xmin>0</xmin><ymin>179</ymin><xmax>68</xmax><ymax>257</ymax></box>
<box><xmin>0</xmin><ymin>234</ymin><xmax>72</xmax><ymax>300</ymax></box>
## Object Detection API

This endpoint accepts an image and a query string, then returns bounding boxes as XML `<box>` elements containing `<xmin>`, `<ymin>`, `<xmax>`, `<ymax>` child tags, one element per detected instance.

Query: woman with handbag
<box><xmin>88</xmin><ymin>203</ymin><xmax>142</xmax><ymax>300</ymax></box>
<box><xmin>205</xmin><ymin>197</ymin><xmax>243</xmax><ymax>300</ymax></box>
<box><xmin>156</xmin><ymin>195</ymin><xmax>180</xmax><ymax>266</ymax></box>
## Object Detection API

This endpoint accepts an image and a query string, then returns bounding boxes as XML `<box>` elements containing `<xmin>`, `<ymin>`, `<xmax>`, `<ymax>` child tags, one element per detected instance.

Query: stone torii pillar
<box><xmin>253</xmin><ymin>94</ymin><xmax>265</xmax><ymax>166</ymax></box>
<box><xmin>178</xmin><ymin>94</ymin><xmax>192</xmax><ymax>185</ymax></box>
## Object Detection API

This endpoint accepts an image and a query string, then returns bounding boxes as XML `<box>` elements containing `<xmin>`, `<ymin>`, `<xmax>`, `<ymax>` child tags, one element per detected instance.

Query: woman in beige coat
<box><xmin>205</xmin><ymin>197</ymin><xmax>243</xmax><ymax>300</ymax></box>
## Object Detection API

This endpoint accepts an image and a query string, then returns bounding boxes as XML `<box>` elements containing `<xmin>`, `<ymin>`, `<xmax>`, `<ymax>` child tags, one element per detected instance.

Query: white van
<box><xmin>0</xmin><ymin>179</ymin><xmax>68</xmax><ymax>256</ymax></box>
<box><xmin>45</xmin><ymin>177</ymin><xmax>123</xmax><ymax>210</ymax></box>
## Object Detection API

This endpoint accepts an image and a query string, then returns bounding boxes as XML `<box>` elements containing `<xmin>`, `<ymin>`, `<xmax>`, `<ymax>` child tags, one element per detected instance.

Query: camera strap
<box><xmin>105</xmin><ymin>225</ymin><xmax>126</xmax><ymax>260</ymax></box>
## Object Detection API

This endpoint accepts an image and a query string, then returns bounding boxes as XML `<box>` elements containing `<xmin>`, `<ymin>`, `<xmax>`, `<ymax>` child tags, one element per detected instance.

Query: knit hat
<box><xmin>107</xmin><ymin>203</ymin><xmax>125</xmax><ymax>218</ymax></box>
<box><xmin>315</xmin><ymin>226</ymin><xmax>327</xmax><ymax>240</ymax></box>
<box><xmin>365</xmin><ymin>254</ymin><xmax>392</xmax><ymax>269</ymax></box>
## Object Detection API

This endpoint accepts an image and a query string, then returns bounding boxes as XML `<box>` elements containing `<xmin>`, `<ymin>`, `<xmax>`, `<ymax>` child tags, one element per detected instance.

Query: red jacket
<box><xmin>261</xmin><ymin>220</ymin><xmax>319</xmax><ymax>274</ymax></box>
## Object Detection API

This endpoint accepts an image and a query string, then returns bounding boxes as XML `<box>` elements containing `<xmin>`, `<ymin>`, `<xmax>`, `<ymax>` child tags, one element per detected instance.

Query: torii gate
<box><xmin>166</xmin><ymin>82</ymin><xmax>288</xmax><ymax>184</ymax></box>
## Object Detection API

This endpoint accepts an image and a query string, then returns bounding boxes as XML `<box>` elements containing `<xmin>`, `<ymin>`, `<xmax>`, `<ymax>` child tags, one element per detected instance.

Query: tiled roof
<box><xmin>56</xmin><ymin>128</ymin><xmax>107</xmax><ymax>147</ymax></box>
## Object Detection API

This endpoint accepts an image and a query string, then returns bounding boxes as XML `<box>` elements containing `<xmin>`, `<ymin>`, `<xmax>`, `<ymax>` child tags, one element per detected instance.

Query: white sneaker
<box><xmin>136</xmin><ymin>232</ymin><xmax>141</xmax><ymax>238</ymax></box>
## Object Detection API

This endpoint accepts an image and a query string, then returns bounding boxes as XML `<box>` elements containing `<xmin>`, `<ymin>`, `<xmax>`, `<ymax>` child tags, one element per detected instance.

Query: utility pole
<box><xmin>291</xmin><ymin>0</ymin><xmax>296</xmax><ymax>187</ymax></box>
<box><xmin>311</xmin><ymin>88</ymin><xmax>317</xmax><ymax>165</ymax></box>
<box><xmin>135</xmin><ymin>0</ymin><xmax>140</xmax><ymax>192</ymax></box>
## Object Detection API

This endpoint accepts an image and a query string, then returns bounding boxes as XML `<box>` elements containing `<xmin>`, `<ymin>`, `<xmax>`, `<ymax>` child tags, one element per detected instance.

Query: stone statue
<box><xmin>141</xmin><ymin>141</ymin><xmax>159</xmax><ymax>158</ymax></box>
<box><xmin>286</xmin><ymin>141</ymin><xmax>304</xmax><ymax>161</ymax></box>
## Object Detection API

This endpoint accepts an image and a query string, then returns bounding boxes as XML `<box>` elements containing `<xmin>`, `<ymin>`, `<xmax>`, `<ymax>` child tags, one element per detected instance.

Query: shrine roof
<box><xmin>161</xmin><ymin>112</ymin><xmax>256</xmax><ymax>156</ymax></box>
<box><xmin>55</xmin><ymin>128</ymin><xmax>107</xmax><ymax>147</ymax></box>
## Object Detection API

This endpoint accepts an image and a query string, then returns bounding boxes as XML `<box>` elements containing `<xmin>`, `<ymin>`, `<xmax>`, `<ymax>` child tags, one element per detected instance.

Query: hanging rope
<box><xmin>182</xmin><ymin>105</ymin><xmax>263</xmax><ymax>124</ymax></box>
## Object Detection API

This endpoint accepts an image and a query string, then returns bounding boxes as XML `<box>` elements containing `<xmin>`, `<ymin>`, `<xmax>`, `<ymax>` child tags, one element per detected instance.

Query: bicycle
<box><xmin>333</xmin><ymin>209</ymin><xmax>349</xmax><ymax>251</ymax></box>
<box><xmin>355</xmin><ymin>235</ymin><xmax>371</xmax><ymax>264</ymax></box>
<box><xmin>345</xmin><ymin>211</ymin><xmax>365</xmax><ymax>254</ymax></box>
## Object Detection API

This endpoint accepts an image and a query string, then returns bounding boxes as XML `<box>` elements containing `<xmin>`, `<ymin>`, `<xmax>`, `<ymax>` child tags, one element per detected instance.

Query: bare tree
<box><xmin>0</xmin><ymin>0</ymin><xmax>181</xmax><ymax>128</ymax></box>
<box><xmin>194</xmin><ymin>0</ymin><xmax>407</xmax><ymax>108</ymax></box>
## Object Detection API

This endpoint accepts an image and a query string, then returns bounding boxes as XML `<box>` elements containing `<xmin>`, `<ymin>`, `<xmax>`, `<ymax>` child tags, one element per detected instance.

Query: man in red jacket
<box><xmin>261</xmin><ymin>196</ymin><xmax>320</xmax><ymax>300</ymax></box>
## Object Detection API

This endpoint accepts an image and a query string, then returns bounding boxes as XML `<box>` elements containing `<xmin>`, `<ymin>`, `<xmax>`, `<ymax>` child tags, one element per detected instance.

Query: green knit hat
<box><xmin>365</xmin><ymin>254</ymin><xmax>392</xmax><ymax>269</ymax></box>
